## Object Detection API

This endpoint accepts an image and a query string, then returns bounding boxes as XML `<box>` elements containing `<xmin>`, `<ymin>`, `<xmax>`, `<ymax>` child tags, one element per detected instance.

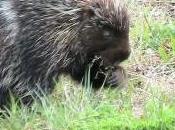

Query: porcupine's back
<box><xmin>0</xmin><ymin>0</ymin><xmax>129</xmax><ymax>107</ymax></box>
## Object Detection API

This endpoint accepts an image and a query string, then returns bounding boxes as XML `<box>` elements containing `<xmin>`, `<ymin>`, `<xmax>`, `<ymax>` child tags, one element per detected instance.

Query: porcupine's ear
<box><xmin>77</xmin><ymin>0</ymin><xmax>99</xmax><ymax>19</ymax></box>
<box><xmin>78</xmin><ymin>7</ymin><xmax>95</xmax><ymax>20</ymax></box>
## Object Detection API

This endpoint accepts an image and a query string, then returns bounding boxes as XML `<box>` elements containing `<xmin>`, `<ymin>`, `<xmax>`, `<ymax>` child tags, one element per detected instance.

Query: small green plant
<box><xmin>130</xmin><ymin>5</ymin><xmax>175</xmax><ymax>62</ymax></box>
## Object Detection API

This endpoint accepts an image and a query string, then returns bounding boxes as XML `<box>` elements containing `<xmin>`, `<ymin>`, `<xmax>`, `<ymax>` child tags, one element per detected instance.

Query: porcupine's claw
<box><xmin>106</xmin><ymin>71</ymin><xmax>120</xmax><ymax>86</ymax></box>
<box><xmin>106</xmin><ymin>66</ymin><xmax>126</xmax><ymax>87</ymax></box>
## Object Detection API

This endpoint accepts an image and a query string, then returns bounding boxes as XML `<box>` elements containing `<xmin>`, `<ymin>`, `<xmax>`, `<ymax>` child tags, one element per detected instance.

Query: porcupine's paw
<box><xmin>106</xmin><ymin>66</ymin><xmax>127</xmax><ymax>88</ymax></box>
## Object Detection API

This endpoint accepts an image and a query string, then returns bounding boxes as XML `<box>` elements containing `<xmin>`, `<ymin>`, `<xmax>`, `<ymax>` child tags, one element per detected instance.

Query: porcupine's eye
<box><xmin>100</xmin><ymin>23</ymin><xmax>114</xmax><ymax>39</ymax></box>
<box><xmin>102</xmin><ymin>27</ymin><xmax>114</xmax><ymax>40</ymax></box>
<box><xmin>103</xmin><ymin>30</ymin><xmax>111</xmax><ymax>37</ymax></box>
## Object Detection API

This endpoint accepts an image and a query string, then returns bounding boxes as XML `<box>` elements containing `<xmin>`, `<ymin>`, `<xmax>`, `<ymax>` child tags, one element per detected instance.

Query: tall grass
<box><xmin>1</xmin><ymin>76</ymin><xmax>175</xmax><ymax>130</ymax></box>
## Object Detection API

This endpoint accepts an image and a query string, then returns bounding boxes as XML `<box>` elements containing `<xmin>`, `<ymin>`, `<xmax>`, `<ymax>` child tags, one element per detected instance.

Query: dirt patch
<box><xmin>137</xmin><ymin>0</ymin><xmax>175</xmax><ymax>17</ymax></box>
<box><xmin>128</xmin><ymin>50</ymin><xmax>175</xmax><ymax>117</ymax></box>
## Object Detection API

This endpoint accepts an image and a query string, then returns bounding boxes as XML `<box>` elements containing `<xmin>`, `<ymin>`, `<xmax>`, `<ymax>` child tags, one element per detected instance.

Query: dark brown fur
<box><xmin>0</xmin><ymin>0</ymin><xmax>130</xmax><ymax>108</ymax></box>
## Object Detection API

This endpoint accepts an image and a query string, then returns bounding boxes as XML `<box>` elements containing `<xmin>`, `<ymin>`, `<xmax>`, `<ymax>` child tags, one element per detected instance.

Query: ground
<box><xmin>127</xmin><ymin>0</ymin><xmax>175</xmax><ymax>118</ymax></box>
<box><xmin>0</xmin><ymin>0</ymin><xmax>175</xmax><ymax>130</ymax></box>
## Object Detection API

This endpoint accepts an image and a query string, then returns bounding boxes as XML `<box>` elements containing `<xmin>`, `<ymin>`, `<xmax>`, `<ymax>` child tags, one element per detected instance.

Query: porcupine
<box><xmin>0</xmin><ymin>0</ymin><xmax>130</xmax><ymax>108</ymax></box>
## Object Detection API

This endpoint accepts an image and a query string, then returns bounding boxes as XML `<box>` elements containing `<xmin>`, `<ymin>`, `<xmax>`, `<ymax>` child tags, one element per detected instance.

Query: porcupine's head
<box><xmin>76</xmin><ymin>0</ymin><xmax>130</xmax><ymax>67</ymax></box>
<box><xmin>45</xmin><ymin>0</ymin><xmax>130</xmax><ymax>79</ymax></box>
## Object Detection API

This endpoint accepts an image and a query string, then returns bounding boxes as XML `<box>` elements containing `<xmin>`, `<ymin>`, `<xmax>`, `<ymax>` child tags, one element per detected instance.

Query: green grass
<box><xmin>1</xmin><ymin>1</ymin><xmax>175</xmax><ymax>130</ymax></box>
<box><xmin>1</xmin><ymin>82</ymin><xmax>175</xmax><ymax>130</ymax></box>
<box><xmin>136</xmin><ymin>18</ymin><xmax>175</xmax><ymax>61</ymax></box>
<box><xmin>130</xmin><ymin>2</ymin><xmax>175</xmax><ymax>62</ymax></box>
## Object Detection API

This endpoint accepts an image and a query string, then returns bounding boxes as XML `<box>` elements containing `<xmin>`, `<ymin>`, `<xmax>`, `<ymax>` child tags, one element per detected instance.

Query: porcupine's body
<box><xmin>0</xmin><ymin>0</ymin><xmax>130</xmax><ymax>107</ymax></box>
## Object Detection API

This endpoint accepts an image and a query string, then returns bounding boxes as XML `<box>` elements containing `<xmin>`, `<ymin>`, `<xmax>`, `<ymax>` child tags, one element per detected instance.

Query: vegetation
<box><xmin>0</xmin><ymin>0</ymin><xmax>175</xmax><ymax>130</ymax></box>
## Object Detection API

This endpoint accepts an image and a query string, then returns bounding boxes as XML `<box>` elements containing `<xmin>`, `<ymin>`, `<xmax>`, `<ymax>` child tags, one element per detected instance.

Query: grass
<box><xmin>133</xmin><ymin>13</ymin><xmax>175</xmax><ymax>61</ymax></box>
<box><xmin>1</xmin><ymin>79</ymin><xmax>175</xmax><ymax>130</ymax></box>
<box><xmin>0</xmin><ymin>0</ymin><xmax>175</xmax><ymax>130</ymax></box>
